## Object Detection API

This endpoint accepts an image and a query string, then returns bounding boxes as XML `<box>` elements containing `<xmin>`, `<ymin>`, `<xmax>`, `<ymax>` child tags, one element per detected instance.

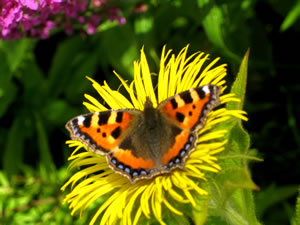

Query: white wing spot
<box><xmin>77</xmin><ymin>116</ymin><xmax>85</xmax><ymax>125</ymax></box>
<box><xmin>202</xmin><ymin>85</ymin><xmax>210</xmax><ymax>94</ymax></box>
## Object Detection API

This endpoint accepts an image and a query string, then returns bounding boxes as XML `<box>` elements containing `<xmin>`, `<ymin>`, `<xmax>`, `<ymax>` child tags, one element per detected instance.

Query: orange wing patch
<box><xmin>66</xmin><ymin>111</ymin><xmax>137</xmax><ymax>153</ymax></box>
<box><xmin>107</xmin><ymin>148</ymin><xmax>157</xmax><ymax>184</ymax></box>
<box><xmin>159</xmin><ymin>85</ymin><xmax>220</xmax><ymax>131</ymax></box>
<box><xmin>161</xmin><ymin>130</ymin><xmax>192</xmax><ymax>165</ymax></box>
<box><xmin>112</xmin><ymin>149</ymin><xmax>155</xmax><ymax>169</ymax></box>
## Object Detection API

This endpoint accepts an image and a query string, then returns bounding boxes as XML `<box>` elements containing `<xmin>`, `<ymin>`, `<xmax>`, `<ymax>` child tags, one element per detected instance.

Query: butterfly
<box><xmin>65</xmin><ymin>85</ymin><xmax>220</xmax><ymax>183</ymax></box>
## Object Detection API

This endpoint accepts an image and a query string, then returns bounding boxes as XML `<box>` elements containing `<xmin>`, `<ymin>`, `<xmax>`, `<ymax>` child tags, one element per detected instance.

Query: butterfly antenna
<box><xmin>153</xmin><ymin>83</ymin><xmax>158</xmax><ymax>94</ymax></box>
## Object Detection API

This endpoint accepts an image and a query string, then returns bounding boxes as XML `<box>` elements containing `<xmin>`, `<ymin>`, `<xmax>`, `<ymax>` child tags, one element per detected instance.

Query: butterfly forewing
<box><xmin>158</xmin><ymin>85</ymin><xmax>220</xmax><ymax>131</ymax></box>
<box><xmin>66</xmin><ymin>110</ymin><xmax>139</xmax><ymax>154</ymax></box>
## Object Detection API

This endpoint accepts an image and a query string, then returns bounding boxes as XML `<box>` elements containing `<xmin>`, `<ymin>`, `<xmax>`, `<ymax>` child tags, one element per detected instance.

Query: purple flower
<box><xmin>0</xmin><ymin>1</ymin><xmax>23</xmax><ymax>29</ymax></box>
<box><xmin>118</xmin><ymin>16</ymin><xmax>126</xmax><ymax>25</ymax></box>
<box><xmin>87</xmin><ymin>14</ymin><xmax>100</xmax><ymax>34</ymax></box>
<box><xmin>0</xmin><ymin>0</ymin><xmax>126</xmax><ymax>40</ymax></box>
<box><xmin>38</xmin><ymin>0</ymin><xmax>47</xmax><ymax>8</ymax></box>
<box><xmin>65</xmin><ymin>0</ymin><xmax>88</xmax><ymax>18</ymax></box>
<box><xmin>107</xmin><ymin>7</ymin><xmax>125</xmax><ymax>25</ymax></box>
<box><xmin>77</xmin><ymin>16</ymin><xmax>85</xmax><ymax>23</ymax></box>
<box><xmin>91</xmin><ymin>0</ymin><xmax>106</xmax><ymax>7</ymax></box>
<box><xmin>2</xmin><ymin>27</ymin><xmax>22</xmax><ymax>39</ymax></box>
<box><xmin>19</xmin><ymin>0</ymin><xmax>39</xmax><ymax>10</ymax></box>
<box><xmin>21</xmin><ymin>14</ymin><xmax>33</xmax><ymax>30</ymax></box>
<box><xmin>39</xmin><ymin>0</ymin><xmax>63</xmax><ymax>6</ymax></box>
<box><xmin>40</xmin><ymin>20</ymin><xmax>56</xmax><ymax>38</ymax></box>
<box><xmin>49</xmin><ymin>2</ymin><xmax>64</xmax><ymax>14</ymax></box>
<box><xmin>64</xmin><ymin>21</ymin><xmax>73</xmax><ymax>35</ymax></box>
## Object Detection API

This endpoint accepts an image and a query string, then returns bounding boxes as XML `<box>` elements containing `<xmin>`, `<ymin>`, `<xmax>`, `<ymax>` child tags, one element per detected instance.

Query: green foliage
<box><xmin>205</xmin><ymin>51</ymin><xmax>261</xmax><ymax>225</ymax></box>
<box><xmin>0</xmin><ymin>168</ymin><xmax>94</xmax><ymax>225</ymax></box>
<box><xmin>0</xmin><ymin>0</ymin><xmax>299</xmax><ymax>225</ymax></box>
<box><xmin>296</xmin><ymin>189</ymin><xmax>300</xmax><ymax>225</ymax></box>
<box><xmin>280</xmin><ymin>0</ymin><xmax>300</xmax><ymax>31</ymax></box>
<box><xmin>197</xmin><ymin>0</ymin><xmax>241</xmax><ymax>62</ymax></box>
<box><xmin>256</xmin><ymin>184</ymin><xmax>298</xmax><ymax>219</ymax></box>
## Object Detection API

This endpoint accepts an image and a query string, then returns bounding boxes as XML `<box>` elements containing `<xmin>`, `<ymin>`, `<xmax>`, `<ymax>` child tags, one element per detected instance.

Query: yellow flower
<box><xmin>61</xmin><ymin>45</ymin><xmax>247</xmax><ymax>225</ymax></box>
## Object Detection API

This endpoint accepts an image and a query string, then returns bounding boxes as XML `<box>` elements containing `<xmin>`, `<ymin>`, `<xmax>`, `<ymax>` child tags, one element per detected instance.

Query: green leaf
<box><xmin>47</xmin><ymin>36</ymin><xmax>85</xmax><ymax>97</ymax></box>
<box><xmin>164</xmin><ymin>213</ymin><xmax>190</xmax><ymax>225</ymax></box>
<box><xmin>98</xmin><ymin>20</ymin><xmax>120</xmax><ymax>32</ymax></box>
<box><xmin>229</xmin><ymin>122</ymin><xmax>250</xmax><ymax>154</ymax></box>
<box><xmin>64</xmin><ymin>50</ymin><xmax>98</xmax><ymax>100</ymax></box>
<box><xmin>19</xmin><ymin>57</ymin><xmax>46</xmax><ymax>107</ymax></box>
<box><xmin>35</xmin><ymin>114</ymin><xmax>56</xmax><ymax>182</ymax></box>
<box><xmin>97</xmin><ymin>24</ymin><xmax>139</xmax><ymax>79</ymax></box>
<box><xmin>296</xmin><ymin>188</ymin><xmax>300</xmax><ymax>225</ymax></box>
<box><xmin>197</xmin><ymin>0</ymin><xmax>225</xmax><ymax>48</ymax></box>
<box><xmin>0</xmin><ymin>50</ymin><xmax>17</xmax><ymax>117</ymax></box>
<box><xmin>256</xmin><ymin>184</ymin><xmax>299</xmax><ymax>219</ymax></box>
<box><xmin>3</xmin><ymin>115</ymin><xmax>26</xmax><ymax>176</ymax></box>
<box><xmin>42</xmin><ymin>100</ymin><xmax>75</xmax><ymax>125</ymax></box>
<box><xmin>226</xmin><ymin>49</ymin><xmax>251</xmax><ymax>158</ymax></box>
<box><xmin>224</xmin><ymin>50</ymin><xmax>250</xmax><ymax>154</ymax></box>
<box><xmin>0</xmin><ymin>39</ymin><xmax>33</xmax><ymax>73</ymax></box>
<box><xmin>280</xmin><ymin>0</ymin><xmax>300</xmax><ymax>31</ymax></box>
<box><xmin>0</xmin><ymin>171</ymin><xmax>9</xmax><ymax>187</ymax></box>
<box><xmin>206</xmin><ymin>216</ymin><xmax>227</xmax><ymax>225</ymax></box>
<box><xmin>219</xmin><ymin>167</ymin><xmax>258</xmax><ymax>195</ymax></box>
<box><xmin>227</xmin><ymin>49</ymin><xmax>249</xmax><ymax>111</ymax></box>
<box><xmin>192</xmin><ymin>194</ymin><xmax>209</xmax><ymax>225</ymax></box>
<box><xmin>134</xmin><ymin>16</ymin><xmax>153</xmax><ymax>34</ymax></box>
<box><xmin>210</xmin><ymin>165</ymin><xmax>260</xmax><ymax>225</ymax></box>
<box><xmin>210</xmin><ymin>50</ymin><xmax>260</xmax><ymax>225</ymax></box>
<box><xmin>228</xmin><ymin>189</ymin><xmax>260</xmax><ymax>225</ymax></box>
<box><xmin>197</xmin><ymin>0</ymin><xmax>240</xmax><ymax>61</ymax></box>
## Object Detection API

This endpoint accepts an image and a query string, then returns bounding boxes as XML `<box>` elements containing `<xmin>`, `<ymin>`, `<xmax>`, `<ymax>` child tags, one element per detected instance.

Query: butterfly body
<box><xmin>118</xmin><ymin>99</ymin><xmax>184</xmax><ymax>169</ymax></box>
<box><xmin>66</xmin><ymin>85</ymin><xmax>220</xmax><ymax>183</ymax></box>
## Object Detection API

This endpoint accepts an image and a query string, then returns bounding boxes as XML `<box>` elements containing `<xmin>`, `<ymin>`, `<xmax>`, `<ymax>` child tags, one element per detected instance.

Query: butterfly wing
<box><xmin>66</xmin><ymin>109</ymin><xmax>161</xmax><ymax>183</ymax></box>
<box><xmin>156</xmin><ymin>85</ymin><xmax>220</xmax><ymax>168</ymax></box>
<box><xmin>158</xmin><ymin>85</ymin><xmax>220</xmax><ymax>131</ymax></box>
<box><xmin>65</xmin><ymin>110</ymin><xmax>140</xmax><ymax>155</ymax></box>
<box><xmin>65</xmin><ymin>85</ymin><xmax>220</xmax><ymax>184</ymax></box>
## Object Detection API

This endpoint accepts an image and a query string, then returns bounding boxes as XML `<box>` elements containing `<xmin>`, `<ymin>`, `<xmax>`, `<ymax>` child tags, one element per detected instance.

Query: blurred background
<box><xmin>0</xmin><ymin>0</ymin><xmax>299</xmax><ymax>224</ymax></box>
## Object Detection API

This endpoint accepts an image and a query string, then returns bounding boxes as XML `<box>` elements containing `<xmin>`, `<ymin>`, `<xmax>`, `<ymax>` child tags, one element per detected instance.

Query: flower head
<box><xmin>0</xmin><ymin>0</ymin><xmax>23</xmax><ymax>36</ymax></box>
<box><xmin>0</xmin><ymin>0</ymin><xmax>125</xmax><ymax>40</ymax></box>
<box><xmin>87</xmin><ymin>14</ymin><xmax>101</xmax><ymax>34</ymax></box>
<box><xmin>61</xmin><ymin>45</ymin><xmax>247</xmax><ymax>225</ymax></box>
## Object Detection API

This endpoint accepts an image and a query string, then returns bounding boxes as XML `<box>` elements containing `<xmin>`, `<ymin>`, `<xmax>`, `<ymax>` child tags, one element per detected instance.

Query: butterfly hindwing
<box><xmin>158</xmin><ymin>85</ymin><xmax>220</xmax><ymax>131</ymax></box>
<box><xmin>65</xmin><ymin>110</ymin><xmax>140</xmax><ymax>154</ymax></box>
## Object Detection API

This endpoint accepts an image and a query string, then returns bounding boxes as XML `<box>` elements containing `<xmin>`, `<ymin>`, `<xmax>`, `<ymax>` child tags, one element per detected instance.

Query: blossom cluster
<box><xmin>0</xmin><ymin>0</ymin><xmax>126</xmax><ymax>40</ymax></box>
